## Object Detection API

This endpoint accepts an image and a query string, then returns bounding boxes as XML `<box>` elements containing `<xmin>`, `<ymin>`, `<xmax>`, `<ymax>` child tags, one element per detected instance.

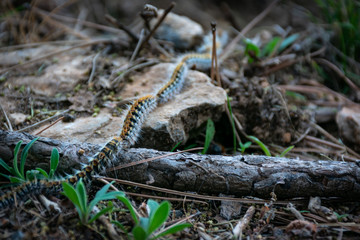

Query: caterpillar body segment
<box><xmin>182</xmin><ymin>53</ymin><xmax>212</xmax><ymax>71</ymax></box>
<box><xmin>156</xmin><ymin>60</ymin><xmax>188</xmax><ymax>104</ymax></box>
<box><xmin>120</xmin><ymin>95</ymin><xmax>157</xmax><ymax>148</ymax></box>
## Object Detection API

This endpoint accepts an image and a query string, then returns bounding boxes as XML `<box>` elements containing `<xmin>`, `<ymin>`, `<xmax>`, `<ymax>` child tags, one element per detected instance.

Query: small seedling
<box><xmin>227</xmin><ymin>95</ymin><xmax>237</xmax><ymax>153</ymax></box>
<box><xmin>0</xmin><ymin>138</ymin><xmax>60</xmax><ymax>183</ymax></box>
<box><xmin>113</xmin><ymin>198</ymin><xmax>191</xmax><ymax>240</ymax></box>
<box><xmin>202</xmin><ymin>119</ymin><xmax>215</xmax><ymax>154</ymax></box>
<box><xmin>238</xmin><ymin>141</ymin><xmax>252</xmax><ymax>154</ymax></box>
<box><xmin>248</xmin><ymin>136</ymin><xmax>271</xmax><ymax>156</ymax></box>
<box><xmin>62</xmin><ymin>179</ymin><xmax>124</xmax><ymax>225</ymax></box>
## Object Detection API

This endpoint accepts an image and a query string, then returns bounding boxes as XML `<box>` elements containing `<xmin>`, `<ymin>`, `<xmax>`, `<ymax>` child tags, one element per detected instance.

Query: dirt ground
<box><xmin>1</xmin><ymin>0</ymin><xmax>360</xmax><ymax>239</ymax></box>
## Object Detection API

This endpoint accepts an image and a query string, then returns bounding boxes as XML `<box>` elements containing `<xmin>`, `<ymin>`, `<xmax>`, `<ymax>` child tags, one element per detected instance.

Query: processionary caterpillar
<box><xmin>0</xmin><ymin>50</ymin><xmax>217</xmax><ymax>210</ymax></box>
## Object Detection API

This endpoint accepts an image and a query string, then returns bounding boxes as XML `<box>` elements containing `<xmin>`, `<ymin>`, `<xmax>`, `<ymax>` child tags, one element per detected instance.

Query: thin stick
<box><xmin>32</xmin><ymin>7</ymin><xmax>124</xmax><ymax>35</ymax></box>
<box><xmin>107</xmin><ymin>147</ymin><xmax>204</xmax><ymax>172</ymax></box>
<box><xmin>17</xmin><ymin>109</ymin><xmax>70</xmax><ymax>132</ymax></box>
<box><xmin>310</xmin><ymin>122</ymin><xmax>360</xmax><ymax>159</ymax></box>
<box><xmin>105</xmin><ymin>14</ymin><xmax>139</xmax><ymax>42</ymax></box>
<box><xmin>97</xmin><ymin>178</ymin><xmax>207</xmax><ymax>204</ymax></box>
<box><xmin>211</xmin><ymin>22</ymin><xmax>221</xmax><ymax>87</ymax></box>
<box><xmin>102</xmin><ymin>177</ymin><xmax>295</xmax><ymax>205</ymax></box>
<box><xmin>137</xmin><ymin>2</ymin><xmax>175</xmax><ymax>55</ymax></box>
<box><xmin>34</xmin><ymin>116</ymin><xmax>64</xmax><ymax>135</ymax></box>
<box><xmin>32</xmin><ymin>7</ymin><xmax>90</xmax><ymax>40</ymax></box>
<box><xmin>0</xmin><ymin>39</ymin><xmax>113</xmax><ymax>74</ymax></box>
<box><xmin>129</xmin><ymin>29</ymin><xmax>145</xmax><ymax>63</ymax></box>
<box><xmin>88</xmin><ymin>51</ymin><xmax>102</xmax><ymax>84</ymax></box>
<box><xmin>233</xmin><ymin>206</ymin><xmax>255</xmax><ymax>239</ymax></box>
<box><xmin>220</xmin><ymin>0</ymin><xmax>280</xmax><ymax>62</ymax></box>
<box><xmin>112</xmin><ymin>59</ymin><xmax>159</xmax><ymax>87</ymax></box>
<box><xmin>0</xmin><ymin>103</ymin><xmax>13</xmax><ymax>131</ymax></box>
<box><xmin>314</xmin><ymin>58</ymin><xmax>360</xmax><ymax>92</ymax></box>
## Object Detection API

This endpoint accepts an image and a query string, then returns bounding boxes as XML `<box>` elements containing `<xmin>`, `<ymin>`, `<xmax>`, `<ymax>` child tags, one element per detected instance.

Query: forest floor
<box><xmin>1</xmin><ymin>0</ymin><xmax>360</xmax><ymax>239</ymax></box>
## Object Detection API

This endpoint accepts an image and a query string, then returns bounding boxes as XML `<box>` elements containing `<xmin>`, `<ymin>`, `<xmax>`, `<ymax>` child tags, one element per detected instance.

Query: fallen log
<box><xmin>0</xmin><ymin>129</ymin><xmax>359</xmax><ymax>199</ymax></box>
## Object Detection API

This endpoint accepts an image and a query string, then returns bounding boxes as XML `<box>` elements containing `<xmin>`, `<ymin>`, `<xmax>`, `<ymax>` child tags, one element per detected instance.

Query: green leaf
<box><xmin>0</xmin><ymin>172</ymin><xmax>11</xmax><ymax>180</ymax></box>
<box><xmin>76</xmin><ymin>179</ymin><xmax>88</xmax><ymax>214</ymax></box>
<box><xmin>227</xmin><ymin>95</ymin><xmax>237</xmax><ymax>153</ymax></box>
<box><xmin>139</xmin><ymin>217</ymin><xmax>150</xmax><ymax>233</ymax></box>
<box><xmin>202</xmin><ymin>119</ymin><xmax>215</xmax><ymax>154</ymax></box>
<box><xmin>111</xmin><ymin>221</ymin><xmax>129</xmax><ymax>236</ymax></box>
<box><xmin>0</xmin><ymin>158</ymin><xmax>11</xmax><ymax>172</ymax></box>
<box><xmin>50</xmin><ymin>148</ymin><xmax>59</xmax><ymax>178</ymax></box>
<box><xmin>117</xmin><ymin>195</ymin><xmax>139</xmax><ymax>225</ymax></box>
<box><xmin>132</xmin><ymin>225</ymin><xmax>147</xmax><ymax>240</ymax></box>
<box><xmin>148</xmin><ymin>201</ymin><xmax>170</xmax><ymax>236</ymax></box>
<box><xmin>248</xmin><ymin>136</ymin><xmax>271</xmax><ymax>156</ymax></box>
<box><xmin>12</xmin><ymin>140</ymin><xmax>23</xmax><ymax>179</ymax></box>
<box><xmin>279</xmin><ymin>145</ymin><xmax>294</xmax><ymax>157</ymax></box>
<box><xmin>260</xmin><ymin>37</ymin><xmax>281</xmax><ymax>57</ymax></box>
<box><xmin>88</xmin><ymin>205</ymin><xmax>113</xmax><ymax>224</ymax></box>
<box><xmin>153</xmin><ymin>223</ymin><xmax>192</xmax><ymax>239</ymax></box>
<box><xmin>147</xmin><ymin>199</ymin><xmax>159</xmax><ymax>218</ymax></box>
<box><xmin>244</xmin><ymin>39</ymin><xmax>260</xmax><ymax>63</ymax></box>
<box><xmin>62</xmin><ymin>181</ymin><xmax>81</xmax><ymax>210</ymax></box>
<box><xmin>170</xmin><ymin>142</ymin><xmax>182</xmax><ymax>152</ymax></box>
<box><xmin>9</xmin><ymin>176</ymin><xmax>23</xmax><ymax>183</ymax></box>
<box><xmin>20</xmin><ymin>137</ymin><xmax>39</xmax><ymax>179</ymax></box>
<box><xmin>36</xmin><ymin>168</ymin><xmax>49</xmax><ymax>178</ymax></box>
<box><xmin>89</xmin><ymin>191</ymin><xmax>124</xmax><ymax>211</ymax></box>
<box><xmin>278</xmin><ymin>33</ymin><xmax>299</xmax><ymax>52</ymax></box>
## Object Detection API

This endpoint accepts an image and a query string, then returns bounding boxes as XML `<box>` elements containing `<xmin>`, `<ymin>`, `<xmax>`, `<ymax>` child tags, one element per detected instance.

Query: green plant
<box><xmin>248</xmin><ymin>136</ymin><xmax>271</xmax><ymax>156</ymax></box>
<box><xmin>113</xmin><ymin>198</ymin><xmax>191</xmax><ymax>240</ymax></box>
<box><xmin>278</xmin><ymin>145</ymin><xmax>294</xmax><ymax>157</ymax></box>
<box><xmin>247</xmin><ymin>136</ymin><xmax>294</xmax><ymax>157</ymax></box>
<box><xmin>244</xmin><ymin>33</ymin><xmax>299</xmax><ymax>63</ymax></box>
<box><xmin>238</xmin><ymin>141</ymin><xmax>252</xmax><ymax>154</ymax></box>
<box><xmin>62</xmin><ymin>179</ymin><xmax>124</xmax><ymax>225</ymax></box>
<box><xmin>227</xmin><ymin>95</ymin><xmax>237</xmax><ymax>153</ymax></box>
<box><xmin>202</xmin><ymin>119</ymin><xmax>215</xmax><ymax>154</ymax></box>
<box><xmin>315</xmin><ymin>0</ymin><xmax>360</xmax><ymax>61</ymax></box>
<box><xmin>0</xmin><ymin>138</ymin><xmax>60</xmax><ymax>183</ymax></box>
<box><xmin>170</xmin><ymin>142</ymin><xmax>182</xmax><ymax>152</ymax></box>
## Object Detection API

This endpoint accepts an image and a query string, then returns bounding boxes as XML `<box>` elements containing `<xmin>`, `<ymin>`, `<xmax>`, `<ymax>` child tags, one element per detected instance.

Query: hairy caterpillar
<box><xmin>120</xmin><ymin>95</ymin><xmax>157</xmax><ymax>147</ymax></box>
<box><xmin>156</xmin><ymin>60</ymin><xmax>188</xmax><ymax>104</ymax></box>
<box><xmin>0</xmin><ymin>96</ymin><xmax>157</xmax><ymax>209</ymax></box>
<box><xmin>0</xmin><ymin>34</ymin><xmax>225</xmax><ymax>210</ymax></box>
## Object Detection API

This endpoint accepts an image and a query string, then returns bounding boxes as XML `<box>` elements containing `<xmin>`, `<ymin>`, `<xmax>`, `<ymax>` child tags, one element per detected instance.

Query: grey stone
<box><xmin>150</xmin><ymin>9</ymin><xmax>204</xmax><ymax>49</ymax></box>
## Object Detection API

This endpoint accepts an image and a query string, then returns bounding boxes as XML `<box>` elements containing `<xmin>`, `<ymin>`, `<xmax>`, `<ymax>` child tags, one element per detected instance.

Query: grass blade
<box><xmin>279</xmin><ymin>145</ymin><xmax>294</xmax><ymax>157</ymax></box>
<box><xmin>12</xmin><ymin>140</ymin><xmax>23</xmax><ymax>179</ymax></box>
<box><xmin>49</xmin><ymin>148</ymin><xmax>59</xmax><ymax>178</ymax></box>
<box><xmin>20</xmin><ymin>137</ymin><xmax>39</xmax><ymax>179</ymax></box>
<box><xmin>202</xmin><ymin>119</ymin><xmax>215</xmax><ymax>154</ymax></box>
<box><xmin>0</xmin><ymin>158</ymin><xmax>12</xmax><ymax>173</ymax></box>
<box><xmin>248</xmin><ymin>136</ymin><xmax>271</xmax><ymax>156</ymax></box>
<box><xmin>88</xmin><ymin>205</ymin><xmax>113</xmax><ymax>224</ymax></box>
<box><xmin>227</xmin><ymin>95</ymin><xmax>237</xmax><ymax>153</ymax></box>
<box><xmin>153</xmin><ymin>223</ymin><xmax>192</xmax><ymax>239</ymax></box>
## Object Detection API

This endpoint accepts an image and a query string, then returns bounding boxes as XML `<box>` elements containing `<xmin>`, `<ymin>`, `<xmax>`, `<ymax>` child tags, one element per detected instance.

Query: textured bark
<box><xmin>1</xmin><ymin>129</ymin><xmax>360</xmax><ymax>199</ymax></box>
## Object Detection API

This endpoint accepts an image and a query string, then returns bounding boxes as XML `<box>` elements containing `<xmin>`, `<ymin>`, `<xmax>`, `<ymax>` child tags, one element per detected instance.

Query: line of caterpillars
<box><xmin>0</xmin><ymin>53</ymin><xmax>212</xmax><ymax>210</ymax></box>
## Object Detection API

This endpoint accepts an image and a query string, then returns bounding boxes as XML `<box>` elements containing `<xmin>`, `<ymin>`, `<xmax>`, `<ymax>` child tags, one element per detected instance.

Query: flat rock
<box><xmin>8</xmin><ymin>46</ymin><xmax>90</xmax><ymax>96</ymax></box>
<box><xmin>122</xmin><ymin>63</ymin><xmax>227</xmax><ymax>150</ymax></box>
<box><xmin>150</xmin><ymin>9</ymin><xmax>204</xmax><ymax>49</ymax></box>
<box><xmin>36</xmin><ymin>63</ymin><xmax>226</xmax><ymax>150</ymax></box>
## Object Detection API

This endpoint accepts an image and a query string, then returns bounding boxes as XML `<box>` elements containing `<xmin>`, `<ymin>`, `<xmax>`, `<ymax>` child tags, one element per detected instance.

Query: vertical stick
<box><xmin>211</xmin><ymin>22</ymin><xmax>221</xmax><ymax>87</ymax></box>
